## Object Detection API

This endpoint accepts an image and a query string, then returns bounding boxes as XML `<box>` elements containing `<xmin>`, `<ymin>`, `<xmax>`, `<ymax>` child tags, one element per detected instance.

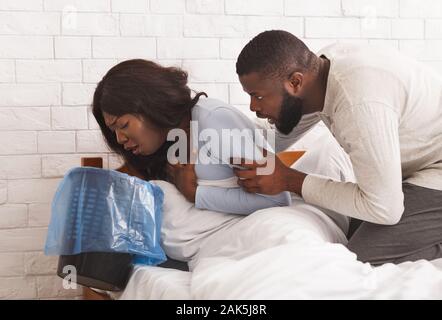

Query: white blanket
<box><xmin>119</xmin><ymin>200</ymin><xmax>442</xmax><ymax>300</ymax></box>
<box><xmin>118</xmin><ymin>124</ymin><xmax>442</xmax><ymax>299</ymax></box>
<box><xmin>190</xmin><ymin>205</ymin><xmax>442</xmax><ymax>299</ymax></box>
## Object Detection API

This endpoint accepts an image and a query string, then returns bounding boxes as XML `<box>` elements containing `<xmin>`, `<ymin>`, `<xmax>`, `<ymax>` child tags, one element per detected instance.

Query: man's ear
<box><xmin>284</xmin><ymin>71</ymin><xmax>304</xmax><ymax>95</ymax></box>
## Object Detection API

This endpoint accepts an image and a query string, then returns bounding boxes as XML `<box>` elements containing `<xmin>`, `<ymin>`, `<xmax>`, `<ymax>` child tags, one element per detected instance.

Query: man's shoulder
<box><xmin>318</xmin><ymin>42</ymin><xmax>398</xmax><ymax>60</ymax></box>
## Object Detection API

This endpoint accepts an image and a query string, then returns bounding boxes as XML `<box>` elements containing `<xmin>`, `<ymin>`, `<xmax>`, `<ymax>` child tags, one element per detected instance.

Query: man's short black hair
<box><xmin>236</xmin><ymin>30</ymin><xmax>317</xmax><ymax>79</ymax></box>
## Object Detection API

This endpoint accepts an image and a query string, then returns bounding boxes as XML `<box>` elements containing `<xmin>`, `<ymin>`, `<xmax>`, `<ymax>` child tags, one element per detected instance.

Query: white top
<box><xmin>276</xmin><ymin>43</ymin><xmax>442</xmax><ymax>225</ymax></box>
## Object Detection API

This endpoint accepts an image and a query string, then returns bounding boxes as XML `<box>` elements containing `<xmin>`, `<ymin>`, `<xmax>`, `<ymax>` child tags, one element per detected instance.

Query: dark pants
<box><xmin>347</xmin><ymin>183</ymin><xmax>442</xmax><ymax>266</ymax></box>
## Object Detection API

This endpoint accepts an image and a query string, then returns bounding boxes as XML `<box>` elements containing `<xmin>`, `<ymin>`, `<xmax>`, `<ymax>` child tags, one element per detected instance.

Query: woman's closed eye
<box><xmin>121</xmin><ymin>122</ymin><xmax>129</xmax><ymax>129</ymax></box>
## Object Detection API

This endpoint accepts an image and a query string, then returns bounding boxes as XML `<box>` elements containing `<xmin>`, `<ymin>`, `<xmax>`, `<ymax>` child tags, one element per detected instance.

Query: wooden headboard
<box><xmin>81</xmin><ymin>157</ymin><xmax>145</xmax><ymax>179</ymax></box>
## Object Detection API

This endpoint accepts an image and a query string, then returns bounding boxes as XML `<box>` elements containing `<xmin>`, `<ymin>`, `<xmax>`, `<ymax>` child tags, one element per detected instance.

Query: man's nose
<box><xmin>250</xmin><ymin>100</ymin><xmax>260</xmax><ymax>113</ymax></box>
<box><xmin>115</xmin><ymin>130</ymin><xmax>128</xmax><ymax>145</ymax></box>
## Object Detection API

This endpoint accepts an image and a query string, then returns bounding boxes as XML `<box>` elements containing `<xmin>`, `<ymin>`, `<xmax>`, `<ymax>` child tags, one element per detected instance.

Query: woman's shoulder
<box><xmin>194</xmin><ymin>96</ymin><xmax>232</xmax><ymax>113</ymax></box>
<box><xmin>193</xmin><ymin>96</ymin><xmax>253</xmax><ymax>129</ymax></box>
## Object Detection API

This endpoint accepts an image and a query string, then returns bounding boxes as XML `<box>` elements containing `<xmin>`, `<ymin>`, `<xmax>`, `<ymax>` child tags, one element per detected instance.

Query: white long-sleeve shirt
<box><xmin>275</xmin><ymin>43</ymin><xmax>442</xmax><ymax>225</ymax></box>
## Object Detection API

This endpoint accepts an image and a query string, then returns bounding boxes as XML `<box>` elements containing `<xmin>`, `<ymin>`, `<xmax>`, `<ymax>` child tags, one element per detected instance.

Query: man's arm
<box><xmin>301</xmin><ymin>102</ymin><xmax>404</xmax><ymax>225</ymax></box>
<box><xmin>234</xmin><ymin>102</ymin><xmax>404</xmax><ymax>225</ymax></box>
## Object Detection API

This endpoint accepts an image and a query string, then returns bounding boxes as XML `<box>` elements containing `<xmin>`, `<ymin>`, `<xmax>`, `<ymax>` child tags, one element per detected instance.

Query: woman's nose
<box><xmin>115</xmin><ymin>130</ymin><xmax>128</xmax><ymax>145</ymax></box>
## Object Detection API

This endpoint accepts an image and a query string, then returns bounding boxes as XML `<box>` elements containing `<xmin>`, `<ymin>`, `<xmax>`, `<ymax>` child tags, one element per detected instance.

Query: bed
<box><xmin>113</xmin><ymin>184</ymin><xmax>442</xmax><ymax>300</ymax></box>
<box><xmin>79</xmin><ymin>124</ymin><xmax>442</xmax><ymax>300</ymax></box>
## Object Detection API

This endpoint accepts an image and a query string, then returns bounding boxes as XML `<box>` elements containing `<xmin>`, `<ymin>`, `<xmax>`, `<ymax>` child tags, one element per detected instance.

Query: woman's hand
<box><xmin>166</xmin><ymin>163</ymin><xmax>197</xmax><ymax>203</ymax></box>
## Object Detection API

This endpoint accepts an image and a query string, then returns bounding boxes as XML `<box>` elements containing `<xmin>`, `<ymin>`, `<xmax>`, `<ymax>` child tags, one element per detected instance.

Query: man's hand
<box><xmin>230</xmin><ymin>151</ymin><xmax>307</xmax><ymax>196</ymax></box>
<box><xmin>166</xmin><ymin>163</ymin><xmax>197</xmax><ymax>203</ymax></box>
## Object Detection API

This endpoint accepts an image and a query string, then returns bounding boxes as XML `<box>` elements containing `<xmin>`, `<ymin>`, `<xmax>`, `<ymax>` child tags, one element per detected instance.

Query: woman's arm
<box><xmin>194</xmin><ymin>104</ymin><xmax>292</xmax><ymax>214</ymax></box>
<box><xmin>195</xmin><ymin>184</ymin><xmax>291</xmax><ymax>215</ymax></box>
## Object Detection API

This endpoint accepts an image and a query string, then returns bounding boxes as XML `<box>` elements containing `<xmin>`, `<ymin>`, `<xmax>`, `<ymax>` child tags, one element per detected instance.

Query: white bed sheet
<box><xmin>116</xmin><ymin>123</ymin><xmax>442</xmax><ymax>299</ymax></box>
<box><xmin>118</xmin><ymin>202</ymin><xmax>442</xmax><ymax>300</ymax></box>
<box><xmin>114</xmin><ymin>266</ymin><xmax>191</xmax><ymax>300</ymax></box>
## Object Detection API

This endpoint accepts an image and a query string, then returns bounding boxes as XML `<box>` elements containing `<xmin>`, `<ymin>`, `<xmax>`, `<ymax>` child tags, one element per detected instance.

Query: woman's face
<box><xmin>102</xmin><ymin>112</ymin><xmax>168</xmax><ymax>156</ymax></box>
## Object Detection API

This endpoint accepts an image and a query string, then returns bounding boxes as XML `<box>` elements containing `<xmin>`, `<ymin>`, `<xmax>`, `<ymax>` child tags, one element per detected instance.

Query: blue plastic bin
<box><xmin>45</xmin><ymin>167</ymin><xmax>167</xmax><ymax>266</ymax></box>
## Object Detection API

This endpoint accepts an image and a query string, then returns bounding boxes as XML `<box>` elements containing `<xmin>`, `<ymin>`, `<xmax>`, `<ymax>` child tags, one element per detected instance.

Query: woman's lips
<box><xmin>132</xmin><ymin>146</ymin><xmax>140</xmax><ymax>155</ymax></box>
<box><xmin>125</xmin><ymin>144</ymin><xmax>140</xmax><ymax>154</ymax></box>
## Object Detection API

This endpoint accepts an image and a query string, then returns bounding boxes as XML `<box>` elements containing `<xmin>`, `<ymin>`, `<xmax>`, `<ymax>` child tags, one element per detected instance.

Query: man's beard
<box><xmin>275</xmin><ymin>91</ymin><xmax>304</xmax><ymax>135</ymax></box>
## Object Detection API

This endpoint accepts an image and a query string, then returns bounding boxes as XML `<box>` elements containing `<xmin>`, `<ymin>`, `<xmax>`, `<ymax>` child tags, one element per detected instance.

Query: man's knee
<box><xmin>347</xmin><ymin>183</ymin><xmax>442</xmax><ymax>265</ymax></box>
<box><xmin>346</xmin><ymin>222</ymin><xmax>397</xmax><ymax>265</ymax></box>
<box><xmin>347</xmin><ymin>234</ymin><xmax>376</xmax><ymax>264</ymax></box>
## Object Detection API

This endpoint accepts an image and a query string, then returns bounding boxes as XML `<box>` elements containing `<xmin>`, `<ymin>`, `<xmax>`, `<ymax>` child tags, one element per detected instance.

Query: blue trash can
<box><xmin>45</xmin><ymin>167</ymin><xmax>167</xmax><ymax>290</ymax></box>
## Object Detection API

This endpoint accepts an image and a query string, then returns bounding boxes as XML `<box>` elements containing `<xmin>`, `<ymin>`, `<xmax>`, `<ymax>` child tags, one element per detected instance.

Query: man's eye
<box><xmin>256</xmin><ymin>96</ymin><xmax>263</xmax><ymax>100</ymax></box>
<box><xmin>121</xmin><ymin>122</ymin><xmax>129</xmax><ymax>129</ymax></box>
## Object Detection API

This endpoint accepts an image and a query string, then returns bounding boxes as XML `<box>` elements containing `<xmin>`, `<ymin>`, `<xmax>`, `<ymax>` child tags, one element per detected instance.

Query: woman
<box><xmin>92</xmin><ymin>59</ymin><xmax>291</xmax><ymax>214</ymax></box>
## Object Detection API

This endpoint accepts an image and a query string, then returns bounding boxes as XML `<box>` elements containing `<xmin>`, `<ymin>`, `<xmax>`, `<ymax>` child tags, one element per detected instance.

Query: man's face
<box><xmin>239</xmin><ymin>72</ymin><xmax>304</xmax><ymax>135</ymax></box>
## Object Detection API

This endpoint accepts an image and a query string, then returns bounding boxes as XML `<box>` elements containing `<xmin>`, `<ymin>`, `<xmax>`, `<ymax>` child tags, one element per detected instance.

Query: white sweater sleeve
<box><xmin>302</xmin><ymin>102</ymin><xmax>405</xmax><ymax>225</ymax></box>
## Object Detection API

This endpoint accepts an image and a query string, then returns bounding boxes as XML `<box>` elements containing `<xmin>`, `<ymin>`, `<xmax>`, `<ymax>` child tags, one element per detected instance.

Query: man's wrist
<box><xmin>285</xmin><ymin>168</ymin><xmax>307</xmax><ymax>197</ymax></box>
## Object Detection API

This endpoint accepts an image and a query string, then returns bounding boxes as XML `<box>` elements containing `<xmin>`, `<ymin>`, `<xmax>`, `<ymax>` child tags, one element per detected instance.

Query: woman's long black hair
<box><xmin>92</xmin><ymin>59</ymin><xmax>206</xmax><ymax>180</ymax></box>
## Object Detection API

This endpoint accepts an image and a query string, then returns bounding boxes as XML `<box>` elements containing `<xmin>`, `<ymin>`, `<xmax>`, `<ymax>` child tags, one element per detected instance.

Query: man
<box><xmin>232</xmin><ymin>30</ymin><xmax>442</xmax><ymax>265</ymax></box>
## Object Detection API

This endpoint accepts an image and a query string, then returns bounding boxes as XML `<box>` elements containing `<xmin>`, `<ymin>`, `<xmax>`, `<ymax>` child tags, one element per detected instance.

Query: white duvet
<box><xmin>119</xmin><ymin>197</ymin><xmax>442</xmax><ymax>300</ymax></box>
<box><xmin>190</xmin><ymin>205</ymin><xmax>442</xmax><ymax>299</ymax></box>
<box><xmin>117</xmin><ymin>124</ymin><xmax>442</xmax><ymax>300</ymax></box>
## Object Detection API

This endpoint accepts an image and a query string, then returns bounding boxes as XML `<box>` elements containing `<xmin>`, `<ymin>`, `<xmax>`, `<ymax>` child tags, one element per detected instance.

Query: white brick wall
<box><xmin>51</xmin><ymin>107</ymin><xmax>88</xmax><ymax>130</ymax></box>
<box><xmin>225</xmin><ymin>0</ymin><xmax>284</xmax><ymax>16</ymax></box>
<box><xmin>0</xmin><ymin>84</ymin><xmax>60</xmax><ymax>107</ymax></box>
<box><xmin>157</xmin><ymin>38</ymin><xmax>219</xmax><ymax>59</ymax></box>
<box><xmin>0</xmin><ymin>108</ymin><xmax>51</xmax><ymax>130</ymax></box>
<box><xmin>0</xmin><ymin>181</ymin><xmax>7</xmax><ymax>204</ymax></box>
<box><xmin>0</xmin><ymin>253</ymin><xmax>24</xmax><ymax>277</ymax></box>
<box><xmin>55</xmin><ymin>36</ymin><xmax>91</xmax><ymax>59</ymax></box>
<box><xmin>0</xmin><ymin>12</ymin><xmax>60</xmax><ymax>35</ymax></box>
<box><xmin>111</xmin><ymin>0</ymin><xmax>148</xmax><ymax>13</ymax></box>
<box><xmin>150</xmin><ymin>0</ymin><xmax>185</xmax><ymax>14</ymax></box>
<box><xmin>286</xmin><ymin>0</ymin><xmax>341</xmax><ymax>17</ymax></box>
<box><xmin>0</xmin><ymin>36</ymin><xmax>53</xmax><ymax>59</ymax></box>
<box><xmin>186</xmin><ymin>0</ymin><xmax>224</xmax><ymax>14</ymax></box>
<box><xmin>342</xmin><ymin>0</ymin><xmax>399</xmax><ymax>17</ymax></box>
<box><xmin>0</xmin><ymin>61</ymin><xmax>15</xmax><ymax>83</ymax></box>
<box><xmin>0</xmin><ymin>205</ymin><xmax>27</xmax><ymax>229</ymax></box>
<box><xmin>92</xmin><ymin>37</ymin><xmax>156</xmax><ymax>59</ymax></box>
<box><xmin>0</xmin><ymin>0</ymin><xmax>43</xmax><ymax>11</ymax></box>
<box><xmin>44</xmin><ymin>0</ymin><xmax>110</xmax><ymax>12</ymax></box>
<box><xmin>0</xmin><ymin>155</ymin><xmax>41</xmax><ymax>179</ymax></box>
<box><xmin>37</xmin><ymin>131</ymin><xmax>76</xmax><ymax>153</ymax></box>
<box><xmin>0</xmin><ymin>132</ymin><xmax>37</xmax><ymax>155</ymax></box>
<box><xmin>17</xmin><ymin>60</ymin><xmax>83</xmax><ymax>83</ymax></box>
<box><xmin>0</xmin><ymin>0</ymin><xmax>441</xmax><ymax>299</ymax></box>
<box><xmin>62</xmin><ymin>83</ymin><xmax>95</xmax><ymax>105</ymax></box>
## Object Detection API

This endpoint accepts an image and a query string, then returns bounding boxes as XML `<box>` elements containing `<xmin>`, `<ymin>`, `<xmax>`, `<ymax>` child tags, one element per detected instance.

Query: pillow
<box><xmin>289</xmin><ymin>122</ymin><xmax>355</xmax><ymax>234</ymax></box>
<box><xmin>289</xmin><ymin>122</ymin><xmax>355</xmax><ymax>184</ymax></box>
<box><xmin>277</xmin><ymin>150</ymin><xmax>306</xmax><ymax>167</ymax></box>
<box><xmin>152</xmin><ymin>179</ymin><xmax>241</xmax><ymax>262</ymax></box>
